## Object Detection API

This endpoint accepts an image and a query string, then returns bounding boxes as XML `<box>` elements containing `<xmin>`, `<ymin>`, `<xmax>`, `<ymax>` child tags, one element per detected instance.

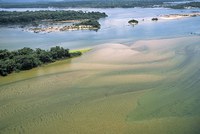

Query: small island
<box><xmin>128</xmin><ymin>19</ymin><xmax>139</xmax><ymax>25</ymax></box>
<box><xmin>0</xmin><ymin>46</ymin><xmax>87</xmax><ymax>76</ymax></box>
<box><xmin>0</xmin><ymin>10</ymin><xmax>108</xmax><ymax>33</ymax></box>
<box><xmin>152</xmin><ymin>18</ymin><xmax>158</xmax><ymax>21</ymax></box>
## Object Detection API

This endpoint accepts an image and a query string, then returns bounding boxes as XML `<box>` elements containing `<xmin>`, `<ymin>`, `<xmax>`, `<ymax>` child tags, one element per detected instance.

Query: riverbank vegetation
<box><xmin>0</xmin><ymin>46</ymin><xmax>83</xmax><ymax>76</ymax></box>
<box><xmin>0</xmin><ymin>10</ymin><xmax>107</xmax><ymax>25</ymax></box>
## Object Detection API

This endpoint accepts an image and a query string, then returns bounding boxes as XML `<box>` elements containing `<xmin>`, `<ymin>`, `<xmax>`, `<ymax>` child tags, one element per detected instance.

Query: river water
<box><xmin>0</xmin><ymin>7</ymin><xmax>200</xmax><ymax>50</ymax></box>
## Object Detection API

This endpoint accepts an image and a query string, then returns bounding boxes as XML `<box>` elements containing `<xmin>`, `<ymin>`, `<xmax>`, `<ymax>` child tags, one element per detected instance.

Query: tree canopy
<box><xmin>128</xmin><ymin>19</ymin><xmax>139</xmax><ymax>24</ymax></box>
<box><xmin>152</xmin><ymin>18</ymin><xmax>158</xmax><ymax>21</ymax></box>
<box><xmin>0</xmin><ymin>10</ymin><xmax>107</xmax><ymax>25</ymax></box>
<box><xmin>0</xmin><ymin>46</ymin><xmax>82</xmax><ymax>76</ymax></box>
<box><xmin>75</xmin><ymin>19</ymin><xmax>101</xmax><ymax>29</ymax></box>
<box><xmin>0</xmin><ymin>0</ymin><xmax>165</xmax><ymax>8</ymax></box>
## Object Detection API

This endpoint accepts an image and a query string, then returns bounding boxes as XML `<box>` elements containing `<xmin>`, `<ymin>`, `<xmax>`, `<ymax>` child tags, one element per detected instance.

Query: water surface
<box><xmin>0</xmin><ymin>7</ymin><xmax>200</xmax><ymax>50</ymax></box>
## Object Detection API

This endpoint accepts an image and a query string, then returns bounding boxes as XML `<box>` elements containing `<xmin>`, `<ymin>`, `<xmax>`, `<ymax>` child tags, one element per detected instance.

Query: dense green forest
<box><xmin>0</xmin><ymin>10</ymin><xmax>107</xmax><ymax>25</ymax></box>
<box><xmin>1</xmin><ymin>0</ymin><xmax>197</xmax><ymax>8</ymax></box>
<box><xmin>0</xmin><ymin>0</ymin><xmax>196</xmax><ymax>8</ymax></box>
<box><xmin>0</xmin><ymin>0</ymin><xmax>165</xmax><ymax>8</ymax></box>
<box><xmin>0</xmin><ymin>47</ymin><xmax>82</xmax><ymax>76</ymax></box>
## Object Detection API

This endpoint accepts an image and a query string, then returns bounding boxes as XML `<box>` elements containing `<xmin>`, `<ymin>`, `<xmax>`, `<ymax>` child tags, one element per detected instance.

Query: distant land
<box><xmin>0</xmin><ymin>0</ymin><xmax>69</xmax><ymax>3</ymax></box>
<box><xmin>0</xmin><ymin>0</ymin><xmax>197</xmax><ymax>8</ymax></box>
<box><xmin>0</xmin><ymin>0</ymin><xmax>184</xmax><ymax>3</ymax></box>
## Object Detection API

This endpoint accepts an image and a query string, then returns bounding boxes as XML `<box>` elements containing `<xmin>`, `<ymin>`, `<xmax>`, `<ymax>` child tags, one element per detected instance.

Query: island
<box><xmin>0</xmin><ymin>10</ymin><xmax>108</xmax><ymax>33</ymax></box>
<box><xmin>152</xmin><ymin>18</ymin><xmax>158</xmax><ymax>21</ymax></box>
<box><xmin>128</xmin><ymin>19</ymin><xmax>139</xmax><ymax>25</ymax></box>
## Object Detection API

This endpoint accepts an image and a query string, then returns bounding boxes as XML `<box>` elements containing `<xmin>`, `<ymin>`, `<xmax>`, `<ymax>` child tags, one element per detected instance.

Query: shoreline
<box><xmin>30</xmin><ymin>25</ymin><xmax>98</xmax><ymax>33</ymax></box>
<box><xmin>159</xmin><ymin>12</ymin><xmax>200</xmax><ymax>20</ymax></box>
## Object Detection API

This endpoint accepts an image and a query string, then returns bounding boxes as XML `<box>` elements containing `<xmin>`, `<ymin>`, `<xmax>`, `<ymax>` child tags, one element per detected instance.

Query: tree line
<box><xmin>0</xmin><ymin>10</ymin><xmax>107</xmax><ymax>25</ymax></box>
<box><xmin>128</xmin><ymin>19</ymin><xmax>139</xmax><ymax>24</ymax></box>
<box><xmin>0</xmin><ymin>46</ymin><xmax>82</xmax><ymax>76</ymax></box>
<box><xmin>1</xmin><ymin>0</ymin><xmax>192</xmax><ymax>9</ymax></box>
<box><xmin>0</xmin><ymin>0</ymin><xmax>166</xmax><ymax>8</ymax></box>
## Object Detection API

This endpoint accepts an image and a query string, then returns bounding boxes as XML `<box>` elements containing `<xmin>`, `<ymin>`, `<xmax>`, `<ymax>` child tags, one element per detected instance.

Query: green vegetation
<box><xmin>69</xmin><ymin>48</ymin><xmax>92</xmax><ymax>54</ymax></box>
<box><xmin>0</xmin><ymin>10</ymin><xmax>107</xmax><ymax>25</ymax></box>
<box><xmin>0</xmin><ymin>0</ymin><xmax>165</xmax><ymax>8</ymax></box>
<box><xmin>69</xmin><ymin>48</ymin><xmax>91</xmax><ymax>57</ymax></box>
<box><xmin>152</xmin><ymin>18</ymin><xmax>158</xmax><ymax>21</ymax></box>
<box><xmin>128</xmin><ymin>19</ymin><xmax>139</xmax><ymax>24</ymax></box>
<box><xmin>75</xmin><ymin>19</ymin><xmax>101</xmax><ymax>29</ymax></box>
<box><xmin>169</xmin><ymin>2</ymin><xmax>200</xmax><ymax>9</ymax></box>
<box><xmin>0</xmin><ymin>46</ymin><xmax>82</xmax><ymax>76</ymax></box>
<box><xmin>2</xmin><ymin>0</ymin><xmax>198</xmax><ymax>9</ymax></box>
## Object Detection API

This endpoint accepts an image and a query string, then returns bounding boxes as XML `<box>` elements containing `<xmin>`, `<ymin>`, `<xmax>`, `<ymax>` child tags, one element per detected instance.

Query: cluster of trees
<box><xmin>75</xmin><ymin>19</ymin><xmax>101</xmax><ymax>29</ymax></box>
<box><xmin>0</xmin><ymin>46</ymin><xmax>81</xmax><ymax>76</ymax></box>
<box><xmin>0</xmin><ymin>10</ymin><xmax>107</xmax><ymax>25</ymax></box>
<box><xmin>2</xmin><ymin>0</ymin><xmax>196</xmax><ymax>9</ymax></box>
<box><xmin>128</xmin><ymin>19</ymin><xmax>139</xmax><ymax>24</ymax></box>
<box><xmin>0</xmin><ymin>0</ymin><xmax>166</xmax><ymax>8</ymax></box>
<box><xmin>152</xmin><ymin>18</ymin><xmax>158</xmax><ymax>21</ymax></box>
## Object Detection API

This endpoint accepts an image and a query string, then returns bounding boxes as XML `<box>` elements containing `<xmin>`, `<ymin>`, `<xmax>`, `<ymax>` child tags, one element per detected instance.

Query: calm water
<box><xmin>0</xmin><ymin>7</ymin><xmax>200</xmax><ymax>50</ymax></box>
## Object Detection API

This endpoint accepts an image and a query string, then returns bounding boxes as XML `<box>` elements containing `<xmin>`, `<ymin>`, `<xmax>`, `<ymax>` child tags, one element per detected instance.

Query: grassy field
<box><xmin>0</xmin><ymin>36</ymin><xmax>200</xmax><ymax>134</ymax></box>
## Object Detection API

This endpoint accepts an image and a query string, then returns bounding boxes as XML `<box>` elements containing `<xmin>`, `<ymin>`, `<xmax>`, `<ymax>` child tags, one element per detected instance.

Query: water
<box><xmin>0</xmin><ymin>7</ymin><xmax>200</xmax><ymax>50</ymax></box>
<box><xmin>1</xmin><ymin>8</ymin><xmax>200</xmax><ymax>134</ymax></box>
